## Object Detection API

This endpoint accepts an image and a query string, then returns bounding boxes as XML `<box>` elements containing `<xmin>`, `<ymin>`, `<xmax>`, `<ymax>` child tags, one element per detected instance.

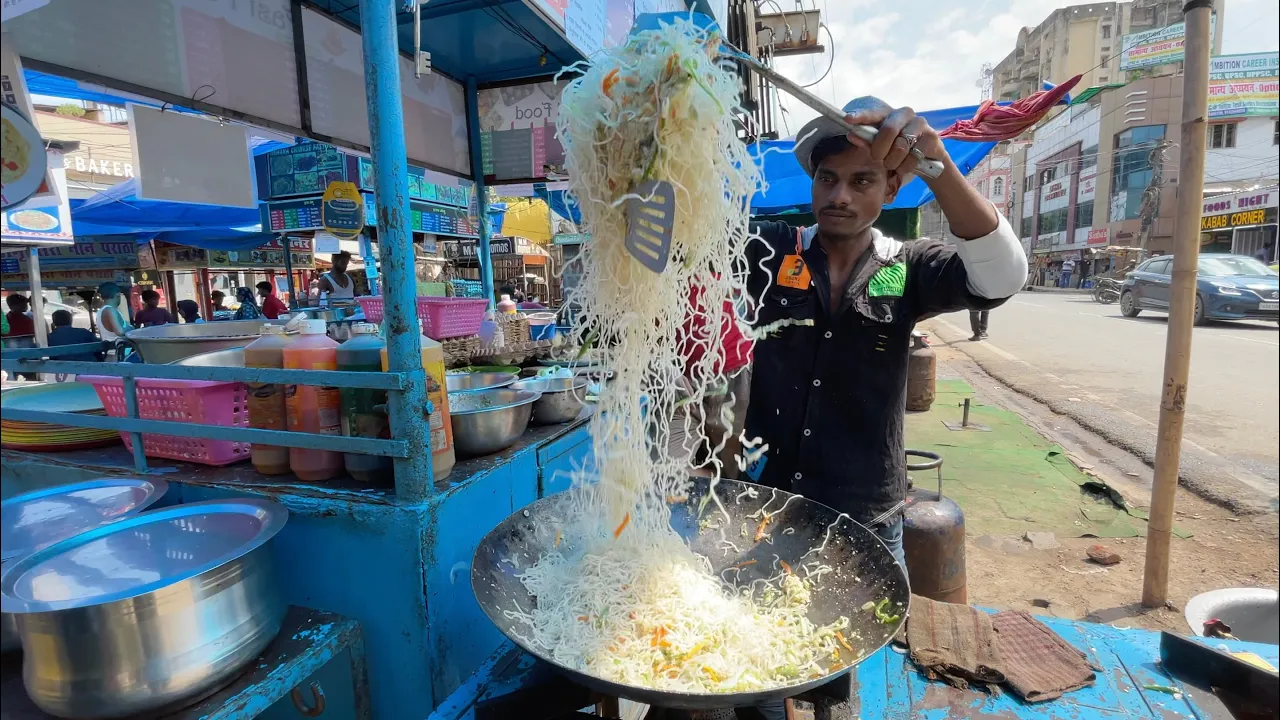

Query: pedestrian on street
<box><xmin>48</xmin><ymin>310</ymin><xmax>104</xmax><ymax>361</ymax></box>
<box><xmin>2</xmin><ymin>294</ymin><xmax>39</xmax><ymax>349</ymax></box>
<box><xmin>134</xmin><ymin>290</ymin><xmax>174</xmax><ymax>327</ymax></box>
<box><xmin>233</xmin><ymin>286</ymin><xmax>262</xmax><ymax>320</ymax></box>
<box><xmin>256</xmin><ymin>281</ymin><xmax>288</xmax><ymax>319</ymax></box>
<box><xmin>969</xmin><ymin>309</ymin><xmax>990</xmax><ymax>341</ymax></box>
<box><xmin>175</xmin><ymin>300</ymin><xmax>204</xmax><ymax>324</ymax></box>
<box><xmin>210</xmin><ymin>290</ymin><xmax>227</xmax><ymax>312</ymax></box>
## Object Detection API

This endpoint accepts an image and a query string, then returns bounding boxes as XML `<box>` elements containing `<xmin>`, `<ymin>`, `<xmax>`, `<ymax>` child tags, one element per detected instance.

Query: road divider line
<box><xmin>1221</xmin><ymin>334</ymin><xmax>1280</xmax><ymax>347</ymax></box>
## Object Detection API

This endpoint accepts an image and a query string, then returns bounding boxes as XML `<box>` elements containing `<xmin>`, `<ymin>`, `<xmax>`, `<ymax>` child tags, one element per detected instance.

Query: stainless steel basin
<box><xmin>446</xmin><ymin>371</ymin><xmax>518</xmax><ymax>394</ymax></box>
<box><xmin>168</xmin><ymin>346</ymin><xmax>246</xmax><ymax>367</ymax></box>
<box><xmin>511</xmin><ymin>377</ymin><xmax>589</xmax><ymax>425</ymax></box>
<box><xmin>126</xmin><ymin>320</ymin><xmax>285</xmax><ymax>365</ymax></box>
<box><xmin>1</xmin><ymin>499</ymin><xmax>288</xmax><ymax>718</ymax></box>
<box><xmin>448</xmin><ymin>388</ymin><xmax>540</xmax><ymax>457</ymax></box>
<box><xmin>1185</xmin><ymin>588</ymin><xmax>1279</xmax><ymax>645</ymax></box>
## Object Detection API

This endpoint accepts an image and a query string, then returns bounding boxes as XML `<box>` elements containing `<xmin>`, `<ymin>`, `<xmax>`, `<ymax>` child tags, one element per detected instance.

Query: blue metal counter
<box><xmin>428</xmin><ymin>614</ymin><xmax>1280</xmax><ymax>720</ymax></box>
<box><xmin>0</xmin><ymin>419</ymin><xmax>592</xmax><ymax>719</ymax></box>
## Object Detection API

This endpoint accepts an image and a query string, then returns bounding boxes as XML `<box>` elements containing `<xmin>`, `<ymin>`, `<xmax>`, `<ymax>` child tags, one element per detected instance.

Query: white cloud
<box><xmin>762</xmin><ymin>0</ymin><xmax>1279</xmax><ymax>136</ymax></box>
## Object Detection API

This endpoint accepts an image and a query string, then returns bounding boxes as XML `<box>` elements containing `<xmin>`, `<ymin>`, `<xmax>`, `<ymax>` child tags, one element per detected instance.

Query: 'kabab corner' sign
<box><xmin>321</xmin><ymin>181</ymin><xmax>364</xmax><ymax>240</ymax></box>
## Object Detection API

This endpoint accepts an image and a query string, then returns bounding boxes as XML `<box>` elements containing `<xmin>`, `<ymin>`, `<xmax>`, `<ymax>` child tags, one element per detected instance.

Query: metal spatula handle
<box><xmin>724</xmin><ymin>47</ymin><xmax>946</xmax><ymax>179</ymax></box>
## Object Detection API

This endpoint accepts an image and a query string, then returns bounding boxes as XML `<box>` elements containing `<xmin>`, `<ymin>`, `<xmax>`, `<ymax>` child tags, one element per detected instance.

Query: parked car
<box><xmin>1120</xmin><ymin>253</ymin><xmax>1280</xmax><ymax>325</ymax></box>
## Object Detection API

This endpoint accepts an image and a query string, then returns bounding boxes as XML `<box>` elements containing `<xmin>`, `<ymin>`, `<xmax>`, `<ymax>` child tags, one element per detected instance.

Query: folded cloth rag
<box><xmin>906</xmin><ymin>595</ymin><xmax>1005</xmax><ymax>691</ymax></box>
<box><xmin>991</xmin><ymin>610</ymin><xmax>1098</xmax><ymax>702</ymax></box>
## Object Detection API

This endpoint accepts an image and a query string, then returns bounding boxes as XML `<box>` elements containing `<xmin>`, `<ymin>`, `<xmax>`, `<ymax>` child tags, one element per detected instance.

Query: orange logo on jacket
<box><xmin>777</xmin><ymin>254</ymin><xmax>811</xmax><ymax>290</ymax></box>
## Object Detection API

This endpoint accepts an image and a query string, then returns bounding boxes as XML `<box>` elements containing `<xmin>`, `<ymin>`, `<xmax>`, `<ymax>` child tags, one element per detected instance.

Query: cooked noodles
<box><xmin>509</xmin><ymin>15</ymin><xmax>853</xmax><ymax>693</ymax></box>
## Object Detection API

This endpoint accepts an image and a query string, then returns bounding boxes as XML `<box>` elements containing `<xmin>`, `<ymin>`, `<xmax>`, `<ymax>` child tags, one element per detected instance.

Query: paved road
<box><xmin>923</xmin><ymin>291</ymin><xmax>1279</xmax><ymax>509</ymax></box>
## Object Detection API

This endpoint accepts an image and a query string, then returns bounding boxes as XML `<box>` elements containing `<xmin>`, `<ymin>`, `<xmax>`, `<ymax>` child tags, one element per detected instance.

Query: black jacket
<box><xmin>742</xmin><ymin>221</ymin><xmax>1011</xmax><ymax>524</ymax></box>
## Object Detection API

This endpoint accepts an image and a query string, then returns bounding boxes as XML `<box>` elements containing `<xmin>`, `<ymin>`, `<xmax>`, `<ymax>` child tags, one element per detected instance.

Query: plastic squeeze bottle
<box><xmin>284</xmin><ymin>319</ymin><xmax>344</xmax><ymax>481</ymax></box>
<box><xmin>338</xmin><ymin>323</ymin><xmax>392</xmax><ymax>484</ymax></box>
<box><xmin>381</xmin><ymin>333</ymin><xmax>455</xmax><ymax>483</ymax></box>
<box><xmin>244</xmin><ymin>325</ymin><xmax>292</xmax><ymax>475</ymax></box>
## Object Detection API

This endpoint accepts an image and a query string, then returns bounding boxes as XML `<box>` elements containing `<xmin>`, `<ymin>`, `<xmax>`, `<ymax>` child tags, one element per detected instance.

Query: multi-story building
<box><xmin>1010</xmin><ymin>71</ymin><xmax>1279</xmax><ymax>280</ymax></box>
<box><xmin>991</xmin><ymin>0</ymin><xmax>1225</xmax><ymax>103</ymax></box>
<box><xmin>918</xmin><ymin>143</ymin><xmax>1017</xmax><ymax>243</ymax></box>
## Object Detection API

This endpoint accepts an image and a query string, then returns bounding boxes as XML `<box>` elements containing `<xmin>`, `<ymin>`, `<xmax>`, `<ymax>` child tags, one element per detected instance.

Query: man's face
<box><xmin>258</xmin><ymin>285</ymin><xmax>269</xmax><ymax>299</ymax></box>
<box><xmin>811</xmin><ymin>143</ymin><xmax>901</xmax><ymax>241</ymax></box>
<box><xmin>334</xmin><ymin>256</ymin><xmax>349</xmax><ymax>274</ymax></box>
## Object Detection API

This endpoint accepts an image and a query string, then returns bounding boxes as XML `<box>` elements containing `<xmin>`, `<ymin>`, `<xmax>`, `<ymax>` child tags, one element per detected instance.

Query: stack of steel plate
<box><xmin>1</xmin><ymin>383</ymin><xmax>119</xmax><ymax>451</ymax></box>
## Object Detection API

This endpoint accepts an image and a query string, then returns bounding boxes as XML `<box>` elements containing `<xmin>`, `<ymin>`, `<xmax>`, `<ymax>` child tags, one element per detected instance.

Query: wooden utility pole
<box><xmin>1141</xmin><ymin>0</ymin><xmax>1213</xmax><ymax>608</ymax></box>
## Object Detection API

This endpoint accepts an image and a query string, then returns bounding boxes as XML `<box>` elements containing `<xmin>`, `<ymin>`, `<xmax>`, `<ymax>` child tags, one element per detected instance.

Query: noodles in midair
<box><xmin>506</xmin><ymin>15</ymin><xmax>854</xmax><ymax>693</ymax></box>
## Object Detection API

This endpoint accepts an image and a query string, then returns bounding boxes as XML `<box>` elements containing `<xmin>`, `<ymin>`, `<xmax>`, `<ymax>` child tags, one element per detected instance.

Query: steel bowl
<box><xmin>1</xmin><ymin>478</ymin><xmax>169</xmax><ymax>653</ymax></box>
<box><xmin>125</xmin><ymin>320</ymin><xmax>286</xmax><ymax>365</ymax></box>
<box><xmin>448</xmin><ymin>388</ymin><xmax>540</xmax><ymax>457</ymax></box>
<box><xmin>511</xmin><ymin>377</ymin><xmax>589</xmax><ymax>425</ymax></box>
<box><xmin>167</xmin><ymin>346</ymin><xmax>246</xmax><ymax>367</ymax></box>
<box><xmin>0</xmin><ymin>498</ymin><xmax>288</xmax><ymax>718</ymax></box>
<box><xmin>446</xmin><ymin>371</ymin><xmax>518</xmax><ymax>394</ymax></box>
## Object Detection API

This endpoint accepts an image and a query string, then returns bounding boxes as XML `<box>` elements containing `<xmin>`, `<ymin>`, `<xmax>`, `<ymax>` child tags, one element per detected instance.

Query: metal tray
<box><xmin>1</xmin><ymin>478</ymin><xmax>169</xmax><ymax>564</ymax></box>
<box><xmin>1</xmin><ymin>498</ymin><xmax>287</xmax><ymax>614</ymax></box>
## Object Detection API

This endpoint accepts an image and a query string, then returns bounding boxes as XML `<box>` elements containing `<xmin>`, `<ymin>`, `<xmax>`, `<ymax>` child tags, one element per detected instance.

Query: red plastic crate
<box><xmin>79</xmin><ymin>376</ymin><xmax>250</xmax><ymax>466</ymax></box>
<box><xmin>357</xmin><ymin>296</ymin><xmax>488</xmax><ymax>340</ymax></box>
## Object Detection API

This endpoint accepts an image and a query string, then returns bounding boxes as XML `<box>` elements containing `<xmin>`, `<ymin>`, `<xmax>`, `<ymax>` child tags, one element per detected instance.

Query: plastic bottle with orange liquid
<box><xmin>381</xmin><ymin>333</ymin><xmax>454</xmax><ymax>482</ymax></box>
<box><xmin>244</xmin><ymin>325</ymin><xmax>292</xmax><ymax>475</ymax></box>
<box><xmin>284</xmin><ymin>319</ymin><xmax>344</xmax><ymax>481</ymax></box>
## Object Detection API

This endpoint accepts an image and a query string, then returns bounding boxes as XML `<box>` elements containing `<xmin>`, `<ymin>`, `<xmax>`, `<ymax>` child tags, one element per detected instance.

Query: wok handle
<box><xmin>906</xmin><ymin>449</ymin><xmax>944</xmax><ymax>497</ymax></box>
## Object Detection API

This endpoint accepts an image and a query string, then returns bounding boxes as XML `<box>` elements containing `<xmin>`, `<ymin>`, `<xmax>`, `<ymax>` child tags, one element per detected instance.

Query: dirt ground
<box><xmin>933</xmin><ymin>342</ymin><xmax>1280</xmax><ymax>634</ymax></box>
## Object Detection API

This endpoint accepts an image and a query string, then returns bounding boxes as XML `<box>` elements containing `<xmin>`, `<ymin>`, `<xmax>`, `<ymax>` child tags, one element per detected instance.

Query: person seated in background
<box><xmin>233</xmin><ymin>286</ymin><xmax>262</xmax><ymax>320</ymax></box>
<box><xmin>256</xmin><ymin>281</ymin><xmax>288</xmax><ymax>319</ymax></box>
<box><xmin>210</xmin><ymin>290</ymin><xmax>228</xmax><ymax>312</ymax></box>
<box><xmin>134</xmin><ymin>290</ymin><xmax>174</xmax><ymax>327</ymax></box>
<box><xmin>175</xmin><ymin>300</ymin><xmax>205</xmax><ymax>324</ymax></box>
<box><xmin>2</xmin><ymin>294</ymin><xmax>38</xmax><ymax>349</ymax></box>
<box><xmin>48</xmin><ymin>310</ymin><xmax>104</xmax><ymax>361</ymax></box>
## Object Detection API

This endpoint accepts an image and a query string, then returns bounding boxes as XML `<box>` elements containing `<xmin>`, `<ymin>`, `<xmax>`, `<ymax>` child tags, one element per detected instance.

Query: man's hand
<box><xmin>842</xmin><ymin>96</ymin><xmax>948</xmax><ymax>178</ymax></box>
<box><xmin>842</xmin><ymin>95</ymin><xmax>997</xmax><ymax>240</ymax></box>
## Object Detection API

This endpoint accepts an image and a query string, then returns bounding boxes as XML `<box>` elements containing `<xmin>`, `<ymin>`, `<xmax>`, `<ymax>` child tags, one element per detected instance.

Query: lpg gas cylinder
<box><xmin>902</xmin><ymin>449</ymin><xmax>967</xmax><ymax>603</ymax></box>
<box><xmin>905</xmin><ymin>331</ymin><xmax>936</xmax><ymax>411</ymax></box>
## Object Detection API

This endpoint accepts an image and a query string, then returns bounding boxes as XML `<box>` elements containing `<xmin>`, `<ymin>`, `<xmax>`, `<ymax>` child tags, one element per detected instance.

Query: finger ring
<box><xmin>901</xmin><ymin>133</ymin><xmax>919</xmax><ymax>151</ymax></box>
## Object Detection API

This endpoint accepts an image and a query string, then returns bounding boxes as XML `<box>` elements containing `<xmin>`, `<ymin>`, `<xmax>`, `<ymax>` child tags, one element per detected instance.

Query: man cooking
<box><xmin>744</xmin><ymin>98</ymin><xmax>1027</xmax><ymax>570</ymax></box>
<box><xmin>317</xmin><ymin>250</ymin><xmax>360</xmax><ymax>302</ymax></box>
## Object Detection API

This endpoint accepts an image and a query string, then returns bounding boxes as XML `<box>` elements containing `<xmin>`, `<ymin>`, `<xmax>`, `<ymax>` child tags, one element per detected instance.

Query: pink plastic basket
<box><xmin>357</xmin><ymin>296</ymin><xmax>488</xmax><ymax>340</ymax></box>
<box><xmin>79</xmin><ymin>376</ymin><xmax>250</xmax><ymax>466</ymax></box>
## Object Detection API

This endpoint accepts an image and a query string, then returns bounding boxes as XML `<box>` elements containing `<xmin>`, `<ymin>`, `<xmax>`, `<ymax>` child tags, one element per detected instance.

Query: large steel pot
<box><xmin>511</xmin><ymin>377</ymin><xmax>589</xmax><ymax>425</ymax></box>
<box><xmin>445</xmin><ymin>371</ymin><xmax>518</xmax><ymax>394</ymax></box>
<box><xmin>0</xmin><ymin>499</ymin><xmax>287</xmax><ymax>718</ymax></box>
<box><xmin>1</xmin><ymin>478</ymin><xmax>168</xmax><ymax>653</ymax></box>
<box><xmin>167</xmin><ymin>346</ymin><xmax>246</xmax><ymax>368</ymax></box>
<box><xmin>124</xmin><ymin>320</ymin><xmax>285</xmax><ymax>364</ymax></box>
<box><xmin>448</xmin><ymin>388</ymin><xmax>540</xmax><ymax>457</ymax></box>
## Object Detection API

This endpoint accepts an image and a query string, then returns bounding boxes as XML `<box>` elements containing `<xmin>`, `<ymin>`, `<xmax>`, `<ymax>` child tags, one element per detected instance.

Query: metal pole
<box><xmin>360</xmin><ymin>0</ymin><xmax>433</xmax><ymax>502</ymax></box>
<box><xmin>1141</xmin><ymin>0</ymin><xmax>1212</xmax><ymax>608</ymax></box>
<box><xmin>27</xmin><ymin>247</ymin><xmax>49</xmax><ymax>382</ymax></box>
<box><xmin>282</xmin><ymin>235</ymin><xmax>297</xmax><ymax>309</ymax></box>
<box><xmin>466</xmin><ymin>77</ymin><xmax>496</xmax><ymax>305</ymax></box>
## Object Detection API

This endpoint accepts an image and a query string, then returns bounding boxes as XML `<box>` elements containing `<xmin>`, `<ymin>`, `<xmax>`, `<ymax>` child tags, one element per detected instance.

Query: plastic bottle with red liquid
<box><xmin>284</xmin><ymin>319</ymin><xmax>344</xmax><ymax>481</ymax></box>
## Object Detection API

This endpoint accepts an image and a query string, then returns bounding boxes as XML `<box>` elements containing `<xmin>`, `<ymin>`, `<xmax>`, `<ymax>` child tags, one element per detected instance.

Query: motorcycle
<box><xmin>1091</xmin><ymin>277</ymin><xmax>1122</xmax><ymax>304</ymax></box>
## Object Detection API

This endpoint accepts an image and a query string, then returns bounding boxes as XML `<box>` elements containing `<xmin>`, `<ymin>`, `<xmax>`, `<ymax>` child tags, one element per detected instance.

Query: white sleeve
<box><xmin>946</xmin><ymin>208</ymin><xmax>1028</xmax><ymax>299</ymax></box>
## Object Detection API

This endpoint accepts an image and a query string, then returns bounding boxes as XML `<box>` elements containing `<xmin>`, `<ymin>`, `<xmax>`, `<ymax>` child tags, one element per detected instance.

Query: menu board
<box><xmin>262</xmin><ymin>197</ymin><xmax>326</xmax><ymax>232</ymax></box>
<box><xmin>411</xmin><ymin>202</ymin><xmax>477</xmax><ymax>238</ymax></box>
<box><xmin>258</xmin><ymin>143</ymin><xmax>349</xmax><ymax>198</ymax></box>
<box><xmin>357</xmin><ymin>157</ymin><xmax>472</xmax><ymax>208</ymax></box>
<box><xmin>208</xmin><ymin>237</ymin><xmax>315</xmax><ymax>269</ymax></box>
<box><xmin>477</xmin><ymin>81</ymin><xmax>565</xmax><ymax>181</ymax></box>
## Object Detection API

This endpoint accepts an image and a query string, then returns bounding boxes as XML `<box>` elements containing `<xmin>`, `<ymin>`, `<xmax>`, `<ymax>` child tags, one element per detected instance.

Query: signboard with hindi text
<box><xmin>1207</xmin><ymin>52</ymin><xmax>1279</xmax><ymax>119</ymax></box>
<box><xmin>1119</xmin><ymin>16</ymin><xmax>1216</xmax><ymax>71</ymax></box>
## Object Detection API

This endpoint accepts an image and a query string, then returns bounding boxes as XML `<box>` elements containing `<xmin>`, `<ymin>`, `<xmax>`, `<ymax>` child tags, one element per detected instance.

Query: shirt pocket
<box><xmin>759</xmin><ymin>287</ymin><xmax>816</xmax><ymax>327</ymax></box>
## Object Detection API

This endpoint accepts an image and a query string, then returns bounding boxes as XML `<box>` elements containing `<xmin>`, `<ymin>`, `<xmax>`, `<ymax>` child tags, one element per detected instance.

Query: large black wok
<box><xmin>471</xmin><ymin>478</ymin><xmax>910</xmax><ymax>709</ymax></box>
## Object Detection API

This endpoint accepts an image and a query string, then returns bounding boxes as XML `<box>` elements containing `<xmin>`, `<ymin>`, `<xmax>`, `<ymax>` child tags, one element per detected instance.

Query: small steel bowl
<box><xmin>511</xmin><ymin>377</ymin><xmax>589</xmax><ymax>425</ymax></box>
<box><xmin>445</xmin><ymin>371</ymin><xmax>518</xmax><ymax>394</ymax></box>
<box><xmin>447</xmin><ymin>389</ymin><xmax>540</xmax><ymax>457</ymax></box>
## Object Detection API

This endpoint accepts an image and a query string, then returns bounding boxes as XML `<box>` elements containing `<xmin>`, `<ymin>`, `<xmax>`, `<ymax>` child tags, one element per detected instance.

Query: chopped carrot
<box><xmin>602</xmin><ymin>68</ymin><xmax>621</xmax><ymax>96</ymax></box>
<box><xmin>702</xmin><ymin>665</ymin><xmax>723</xmax><ymax>682</ymax></box>
<box><xmin>628</xmin><ymin>612</ymin><xmax>637</xmax><ymax>620</ymax></box>
<box><xmin>650</xmin><ymin>625</ymin><xmax>669</xmax><ymax>647</ymax></box>
<box><xmin>554</xmin><ymin>528</ymin><xmax>562</xmax><ymax>549</ymax></box>
<box><xmin>614</xmin><ymin>512</ymin><xmax>631</xmax><ymax>538</ymax></box>
<box><xmin>682</xmin><ymin>642</ymin><xmax>706</xmax><ymax>660</ymax></box>
<box><xmin>755</xmin><ymin>514</ymin><xmax>773</xmax><ymax>542</ymax></box>
<box><xmin>779</xmin><ymin>560</ymin><xmax>792</xmax><ymax>575</ymax></box>
<box><xmin>578</xmin><ymin>615</ymin><xmax>589</xmax><ymax>622</ymax></box>
<box><xmin>831</xmin><ymin>649</ymin><xmax>840</xmax><ymax>661</ymax></box>
<box><xmin>732</xmin><ymin>559</ymin><xmax>757</xmax><ymax>569</ymax></box>
<box><xmin>836</xmin><ymin>631</ymin><xmax>854</xmax><ymax>652</ymax></box>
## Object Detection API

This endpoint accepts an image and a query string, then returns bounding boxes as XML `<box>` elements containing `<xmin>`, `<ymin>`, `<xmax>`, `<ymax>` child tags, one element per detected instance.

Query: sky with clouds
<box><xmin>769</xmin><ymin>0</ymin><xmax>1280</xmax><ymax>135</ymax></box>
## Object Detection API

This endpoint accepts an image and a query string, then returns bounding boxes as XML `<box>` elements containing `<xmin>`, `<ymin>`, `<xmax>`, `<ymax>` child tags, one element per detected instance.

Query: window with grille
<box><xmin>992</xmin><ymin>177</ymin><xmax>1005</xmax><ymax>197</ymax></box>
<box><xmin>1102</xmin><ymin>25</ymin><xmax>1111</xmax><ymax>39</ymax></box>
<box><xmin>1207</xmin><ymin>123</ymin><xmax>1238</xmax><ymax>149</ymax></box>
